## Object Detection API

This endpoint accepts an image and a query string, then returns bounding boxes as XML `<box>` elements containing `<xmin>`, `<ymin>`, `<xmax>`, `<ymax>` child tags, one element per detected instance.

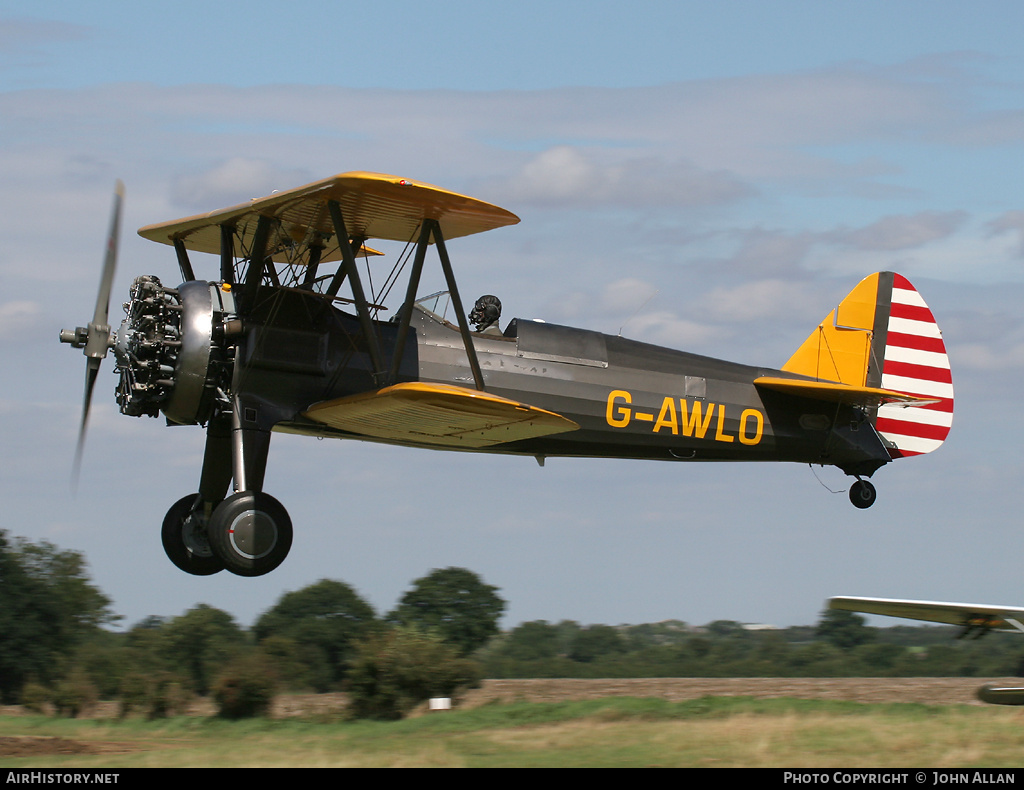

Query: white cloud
<box><xmin>987</xmin><ymin>210</ymin><xmax>1024</xmax><ymax>259</ymax></box>
<box><xmin>494</xmin><ymin>146</ymin><xmax>752</xmax><ymax>208</ymax></box>
<box><xmin>170</xmin><ymin>158</ymin><xmax>313</xmax><ymax>211</ymax></box>
<box><xmin>716</xmin><ymin>228</ymin><xmax>816</xmax><ymax>277</ymax></box>
<box><xmin>949</xmin><ymin>341</ymin><xmax>1024</xmax><ymax>371</ymax></box>
<box><xmin>619</xmin><ymin>309</ymin><xmax>727</xmax><ymax>350</ymax></box>
<box><xmin>0</xmin><ymin>300</ymin><xmax>41</xmax><ymax>336</ymax></box>
<box><xmin>831</xmin><ymin>211</ymin><xmax>968</xmax><ymax>251</ymax></box>
<box><xmin>0</xmin><ymin>17</ymin><xmax>88</xmax><ymax>56</ymax></box>
<box><xmin>600</xmin><ymin>277</ymin><xmax>659</xmax><ymax>314</ymax></box>
<box><xmin>698</xmin><ymin>279</ymin><xmax>821</xmax><ymax>323</ymax></box>
<box><xmin>507</xmin><ymin>147</ymin><xmax>597</xmax><ymax>202</ymax></box>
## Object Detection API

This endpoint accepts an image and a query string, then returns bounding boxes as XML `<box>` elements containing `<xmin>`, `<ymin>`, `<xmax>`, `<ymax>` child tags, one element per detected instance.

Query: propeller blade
<box><xmin>72</xmin><ymin>358</ymin><xmax>101</xmax><ymax>492</ymax></box>
<box><xmin>70</xmin><ymin>181</ymin><xmax>124</xmax><ymax>490</ymax></box>
<box><xmin>95</xmin><ymin>180</ymin><xmax>124</xmax><ymax>327</ymax></box>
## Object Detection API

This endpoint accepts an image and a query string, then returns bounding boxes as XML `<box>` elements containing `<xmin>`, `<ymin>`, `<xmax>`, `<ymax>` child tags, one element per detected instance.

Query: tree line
<box><xmin>483</xmin><ymin>615</ymin><xmax>1024</xmax><ymax>680</ymax></box>
<box><xmin>0</xmin><ymin>530</ymin><xmax>502</xmax><ymax>718</ymax></box>
<box><xmin>1</xmin><ymin>529</ymin><xmax>1021</xmax><ymax>719</ymax></box>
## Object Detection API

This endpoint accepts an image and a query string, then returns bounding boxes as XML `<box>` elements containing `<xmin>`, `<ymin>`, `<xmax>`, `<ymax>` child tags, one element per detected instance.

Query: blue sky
<box><xmin>4</xmin><ymin>1</ymin><xmax>1024</xmax><ymax>633</ymax></box>
<box><xmin>8</xmin><ymin>2</ymin><xmax>1024</xmax><ymax>92</ymax></box>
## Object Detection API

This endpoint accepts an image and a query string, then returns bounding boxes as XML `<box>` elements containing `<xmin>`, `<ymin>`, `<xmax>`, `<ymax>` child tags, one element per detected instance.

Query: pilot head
<box><xmin>469</xmin><ymin>295</ymin><xmax>501</xmax><ymax>332</ymax></box>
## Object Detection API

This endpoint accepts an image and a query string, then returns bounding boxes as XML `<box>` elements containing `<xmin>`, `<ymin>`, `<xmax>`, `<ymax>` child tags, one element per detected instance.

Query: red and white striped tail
<box><xmin>875</xmin><ymin>274</ymin><xmax>954</xmax><ymax>458</ymax></box>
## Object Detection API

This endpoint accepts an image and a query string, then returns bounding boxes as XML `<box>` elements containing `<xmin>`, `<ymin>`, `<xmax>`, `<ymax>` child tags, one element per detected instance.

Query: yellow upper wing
<box><xmin>138</xmin><ymin>172</ymin><xmax>520</xmax><ymax>264</ymax></box>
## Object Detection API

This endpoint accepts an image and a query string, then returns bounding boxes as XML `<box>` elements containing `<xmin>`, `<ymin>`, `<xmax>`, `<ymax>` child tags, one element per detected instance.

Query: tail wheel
<box><xmin>849</xmin><ymin>479</ymin><xmax>877</xmax><ymax>509</ymax></box>
<box><xmin>161</xmin><ymin>494</ymin><xmax>224</xmax><ymax>576</ymax></box>
<box><xmin>207</xmin><ymin>491</ymin><xmax>293</xmax><ymax>577</ymax></box>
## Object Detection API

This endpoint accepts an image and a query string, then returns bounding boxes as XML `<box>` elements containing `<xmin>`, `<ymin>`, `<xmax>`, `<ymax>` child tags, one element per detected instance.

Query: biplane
<box><xmin>60</xmin><ymin>172</ymin><xmax>954</xmax><ymax>577</ymax></box>
<box><xmin>829</xmin><ymin>596</ymin><xmax>1024</xmax><ymax>704</ymax></box>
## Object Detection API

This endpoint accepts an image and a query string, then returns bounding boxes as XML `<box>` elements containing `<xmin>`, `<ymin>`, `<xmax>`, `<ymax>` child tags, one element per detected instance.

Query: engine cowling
<box><xmin>113</xmin><ymin>276</ymin><xmax>235</xmax><ymax>425</ymax></box>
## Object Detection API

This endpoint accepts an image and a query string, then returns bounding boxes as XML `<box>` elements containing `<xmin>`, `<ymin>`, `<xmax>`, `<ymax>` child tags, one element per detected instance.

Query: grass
<box><xmin>3</xmin><ymin>697</ymin><xmax>1024</xmax><ymax>768</ymax></box>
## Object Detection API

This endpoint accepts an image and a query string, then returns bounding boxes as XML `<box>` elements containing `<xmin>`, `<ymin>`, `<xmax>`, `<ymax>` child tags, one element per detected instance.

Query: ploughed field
<box><xmin>221</xmin><ymin>677</ymin><xmax>1016</xmax><ymax>716</ymax></box>
<box><xmin>458</xmin><ymin>677</ymin><xmax>1002</xmax><ymax>707</ymax></box>
<box><xmin>2</xmin><ymin>677</ymin><xmax>1003</xmax><ymax>723</ymax></box>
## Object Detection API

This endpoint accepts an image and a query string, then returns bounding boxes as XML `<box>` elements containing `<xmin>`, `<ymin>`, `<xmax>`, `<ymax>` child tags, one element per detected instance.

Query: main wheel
<box><xmin>849</xmin><ymin>479</ymin><xmax>877</xmax><ymax>509</ymax></box>
<box><xmin>161</xmin><ymin>494</ymin><xmax>225</xmax><ymax>576</ymax></box>
<box><xmin>207</xmin><ymin>491</ymin><xmax>293</xmax><ymax>577</ymax></box>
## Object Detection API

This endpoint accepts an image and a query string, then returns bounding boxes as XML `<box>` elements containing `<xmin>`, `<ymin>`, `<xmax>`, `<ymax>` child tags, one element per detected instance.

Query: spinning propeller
<box><xmin>59</xmin><ymin>181</ymin><xmax>124</xmax><ymax>488</ymax></box>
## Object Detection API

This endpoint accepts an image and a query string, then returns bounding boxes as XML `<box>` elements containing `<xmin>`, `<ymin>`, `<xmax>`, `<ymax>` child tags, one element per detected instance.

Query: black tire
<box><xmin>207</xmin><ymin>491</ymin><xmax>293</xmax><ymax>577</ymax></box>
<box><xmin>161</xmin><ymin>494</ymin><xmax>225</xmax><ymax>576</ymax></box>
<box><xmin>849</xmin><ymin>479</ymin><xmax>877</xmax><ymax>509</ymax></box>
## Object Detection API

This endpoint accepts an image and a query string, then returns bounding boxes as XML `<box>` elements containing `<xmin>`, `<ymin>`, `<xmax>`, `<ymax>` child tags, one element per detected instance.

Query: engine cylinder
<box><xmin>114</xmin><ymin>276</ymin><xmax>235</xmax><ymax>424</ymax></box>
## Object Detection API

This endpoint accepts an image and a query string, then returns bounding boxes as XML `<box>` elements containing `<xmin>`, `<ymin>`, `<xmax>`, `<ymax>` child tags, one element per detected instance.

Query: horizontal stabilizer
<box><xmin>303</xmin><ymin>382</ymin><xmax>578</xmax><ymax>448</ymax></box>
<box><xmin>754</xmin><ymin>376</ymin><xmax>939</xmax><ymax>409</ymax></box>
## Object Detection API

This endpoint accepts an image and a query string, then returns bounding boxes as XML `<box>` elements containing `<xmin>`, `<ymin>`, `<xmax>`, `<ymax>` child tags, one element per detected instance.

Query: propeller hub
<box><xmin>83</xmin><ymin>321</ymin><xmax>113</xmax><ymax>359</ymax></box>
<box><xmin>59</xmin><ymin>327</ymin><xmax>88</xmax><ymax>349</ymax></box>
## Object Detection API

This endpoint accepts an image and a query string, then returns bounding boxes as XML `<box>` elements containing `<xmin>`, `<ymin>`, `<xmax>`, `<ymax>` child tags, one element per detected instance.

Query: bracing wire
<box><xmin>809</xmin><ymin>463</ymin><xmax>848</xmax><ymax>494</ymax></box>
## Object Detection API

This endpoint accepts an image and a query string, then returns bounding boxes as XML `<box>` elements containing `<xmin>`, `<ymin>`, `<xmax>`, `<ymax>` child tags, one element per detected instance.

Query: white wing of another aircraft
<box><xmin>828</xmin><ymin>595</ymin><xmax>1024</xmax><ymax>705</ymax></box>
<box><xmin>828</xmin><ymin>596</ymin><xmax>1024</xmax><ymax>635</ymax></box>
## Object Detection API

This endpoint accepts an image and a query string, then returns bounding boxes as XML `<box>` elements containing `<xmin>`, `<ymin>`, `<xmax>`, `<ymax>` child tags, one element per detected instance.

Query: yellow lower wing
<box><xmin>303</xmin><ymin>382</ymin><xmax>579</xmax><ymax>448</ymax></box>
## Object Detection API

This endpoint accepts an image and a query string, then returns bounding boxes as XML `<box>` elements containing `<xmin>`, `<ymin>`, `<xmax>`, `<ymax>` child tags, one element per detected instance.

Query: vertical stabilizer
<box><xmin>783</xmin><ymin>273</ymin><xmax>883</xmax><ymax>387</ymax></box>
<box><xmin>783</xmin><ymin>272</ymin><xmax>953</xmax><ymax>458</ymax></box>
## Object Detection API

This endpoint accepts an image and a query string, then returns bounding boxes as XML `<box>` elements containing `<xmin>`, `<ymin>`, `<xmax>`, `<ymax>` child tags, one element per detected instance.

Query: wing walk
<box><xmin>303</xmin><ymin>382</ymin><xmax>579</xmax><ymax>449</ymax></box>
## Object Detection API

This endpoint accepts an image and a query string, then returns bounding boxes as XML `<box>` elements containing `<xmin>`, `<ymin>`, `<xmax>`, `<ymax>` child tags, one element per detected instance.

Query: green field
<box><xmin>3</xmin><ymin>697</ymin><xmax>1024</xmax><ymax>768</ymax></box>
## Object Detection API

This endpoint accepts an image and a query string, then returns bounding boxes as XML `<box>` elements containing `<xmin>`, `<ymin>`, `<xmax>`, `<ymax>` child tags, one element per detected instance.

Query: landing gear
<box><xmin>161</xmin><ymin>494</ymin><xmax>225</xmax><ymax>576</ymax></box>
<box><xmin>161</xmin><ymin>393</ymin><xmax>294</xmax><ymax>577</ymax></box>
<box><xmin>849</xmin><ymin>479</ymin><xmax>877</xmax><ymax>509</ymax></box>
<box><xmin>206</xmin><ymin>491</ymin><xmax>293</xmax><ymax>577</ymax></box>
